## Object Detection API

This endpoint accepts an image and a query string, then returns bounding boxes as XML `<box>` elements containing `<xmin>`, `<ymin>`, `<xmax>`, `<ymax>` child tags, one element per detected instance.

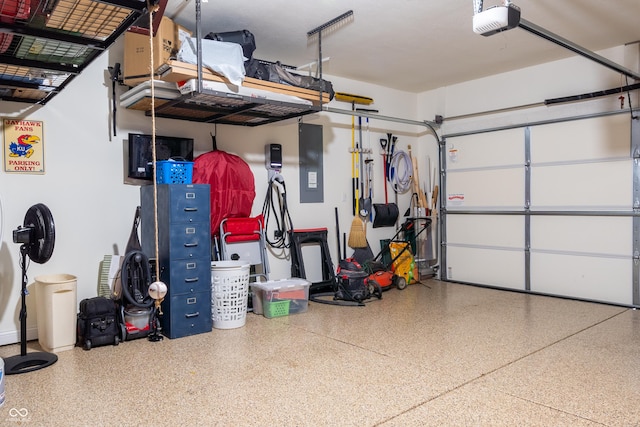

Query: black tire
<box><xmin>114</xmin><ymin>336</ymin><xmax>120</xmax><ymax>346</ymax></box>
<box><xmin>369</xmin><ymin>279</ymin><xmax>383</xmax><ymax>299</ymax></box>
<box><xmin>396</xmin><ymin>276</ymin><xmax>407</xmax><ymax>290</ymax></box>
<box><xmin>84</xmin><ymin>339</ymin><xmax>92</xmax><ymax>351</ymax></box>
<box><xmin>368</xmin><ymin>280</ymin><xmax>378</xmax><ymax>296</ymax></box>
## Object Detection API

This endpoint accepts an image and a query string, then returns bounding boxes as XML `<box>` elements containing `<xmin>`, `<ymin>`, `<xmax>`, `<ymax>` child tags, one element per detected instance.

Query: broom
<box><xmin>348</xmin><ymin>113</ymin><xmax>368</xmax><ymax>249</ymax></box>
<box><xmin>348</xmin><ymin>217</ymin><xmax>367</xmax><ymax>249</ymax></box>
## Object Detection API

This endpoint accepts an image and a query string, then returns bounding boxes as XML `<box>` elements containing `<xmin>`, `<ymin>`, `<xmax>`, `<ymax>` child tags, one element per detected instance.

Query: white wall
<box><xmin>434</xmin><ymin>44</ymin><xmax>639</xmax><ymax>135</ymax></box>
<box><xmin>0</xmin><ymin>36</ymin><xmax>422</xmax><ymax>344</ymax></box>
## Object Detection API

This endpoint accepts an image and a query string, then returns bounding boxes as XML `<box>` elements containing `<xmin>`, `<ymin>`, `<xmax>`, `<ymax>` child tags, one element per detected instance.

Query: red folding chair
<box><xmin>219</xmin><ymin>215</ymin><xmax>269</xmax><ymax>281</ymax></box>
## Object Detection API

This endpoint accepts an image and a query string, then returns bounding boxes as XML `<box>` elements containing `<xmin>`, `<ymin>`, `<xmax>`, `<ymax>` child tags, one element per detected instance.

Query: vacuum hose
<box><xmin>120</xmin><ymin>250</ymin><xmax>154</xmax><ymax>308</ymax></box>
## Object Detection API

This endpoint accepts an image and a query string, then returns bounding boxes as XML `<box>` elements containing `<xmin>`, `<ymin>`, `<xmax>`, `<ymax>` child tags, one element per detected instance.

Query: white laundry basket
<box><xmin>211</xmin><ymin>261</ymin><xmax>250</xmax><ymax>329</ymax></box>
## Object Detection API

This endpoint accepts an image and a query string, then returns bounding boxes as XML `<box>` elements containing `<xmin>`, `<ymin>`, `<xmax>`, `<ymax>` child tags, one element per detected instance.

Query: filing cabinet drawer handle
<box><xmin>184</xmin><ymin>207</ymin><xmax>198</xmax><ymax>212</ymax></box>
<box><xmin>185</xmin><ymin>312</ymin><xmax>200</xmax><ymax>318</ymax></box>
<box><xmin>184</xmin><ymin>243</ymin><xmax>198</xmax><ymax>248</ymax></box>
<box><xmin>184</xmin><ymin>277</ymin><xmax>199</xmax><ymax>283</ymax></box>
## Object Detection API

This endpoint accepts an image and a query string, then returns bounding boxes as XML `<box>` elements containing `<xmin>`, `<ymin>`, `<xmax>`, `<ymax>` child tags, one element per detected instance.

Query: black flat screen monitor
<box><xmin>128</xmin><ymin>133</ymin><xmax>194</xmax><ymax>180</ymax></box>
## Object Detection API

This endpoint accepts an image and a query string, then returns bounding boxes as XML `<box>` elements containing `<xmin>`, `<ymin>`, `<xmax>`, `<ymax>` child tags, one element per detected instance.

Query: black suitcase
<box><xmin>77</xmin><ymin>296</ymin><xmax>120</xmax><ymax>350</ymax></box>
<box><xmin>205</xmin><ymin>29</ymin><xmax>256</xmax><ymax>60</ymax></box>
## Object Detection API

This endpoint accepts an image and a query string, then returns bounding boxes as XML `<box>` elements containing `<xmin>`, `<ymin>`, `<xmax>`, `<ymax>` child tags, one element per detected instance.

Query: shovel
<box><xmin>357</xmin><ymin>116</ymin><xmax>370</xmax><ymax>219</ymax></box>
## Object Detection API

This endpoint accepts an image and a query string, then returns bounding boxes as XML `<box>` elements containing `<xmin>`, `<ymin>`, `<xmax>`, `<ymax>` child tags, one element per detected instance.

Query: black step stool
<box><xmin>288</xmin><ymin>228</ymin><xmax>335</xmax><ymax>295</ymax></box>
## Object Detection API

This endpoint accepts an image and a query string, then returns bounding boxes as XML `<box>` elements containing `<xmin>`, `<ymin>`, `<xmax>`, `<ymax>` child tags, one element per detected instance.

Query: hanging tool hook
<box><xmin>108</xmin><ymin>63</ymin><xmax>122</xmax><ymax>137</ymax></box>
<box><xmin>210</xmin><ymin>124</ymin><xmax>217</xmax><ymax>150</ymax></box>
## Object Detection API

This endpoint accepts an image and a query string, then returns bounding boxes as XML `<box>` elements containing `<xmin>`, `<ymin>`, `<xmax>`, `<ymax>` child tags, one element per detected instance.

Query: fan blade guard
<box><xmin>23</xmin><ymin>203</ymin><xmax>55</xmax><ymax>264</ymax></box>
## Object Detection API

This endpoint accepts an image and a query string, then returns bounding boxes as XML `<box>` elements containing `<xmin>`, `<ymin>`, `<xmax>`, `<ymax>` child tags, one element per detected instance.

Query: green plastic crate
<box><xmin>264</xmin><ymin>300</ymin><xmax>290</xmax><ymax>318</ymax></box>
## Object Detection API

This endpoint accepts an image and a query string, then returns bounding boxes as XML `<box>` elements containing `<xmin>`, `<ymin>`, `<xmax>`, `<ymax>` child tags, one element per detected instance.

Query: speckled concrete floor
<box><xmin>0</xmin><ymin>279</ymin><xmax>637</xmax><ymax>426</ymax></box>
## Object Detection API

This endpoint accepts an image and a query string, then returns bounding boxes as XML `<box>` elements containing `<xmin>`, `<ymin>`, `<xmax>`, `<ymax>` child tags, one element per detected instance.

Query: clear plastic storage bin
<box><xmin>251</xmin><ymin>278</ymin><xmax>310</xmax><ymax>318</ymax></box>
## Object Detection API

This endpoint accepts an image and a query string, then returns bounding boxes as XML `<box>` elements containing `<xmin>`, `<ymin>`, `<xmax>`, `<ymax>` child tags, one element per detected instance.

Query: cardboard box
<box><xmin>123</xmin><ymin>16</ymin><xmax>191</xmax><ymax>86</ymax></box>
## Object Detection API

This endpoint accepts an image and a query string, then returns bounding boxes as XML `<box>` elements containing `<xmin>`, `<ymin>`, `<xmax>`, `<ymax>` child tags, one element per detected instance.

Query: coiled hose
<box><xmin>388</xmin><ymin>150</ymin><xmax>413</xmax><ymax>194</ymax></box>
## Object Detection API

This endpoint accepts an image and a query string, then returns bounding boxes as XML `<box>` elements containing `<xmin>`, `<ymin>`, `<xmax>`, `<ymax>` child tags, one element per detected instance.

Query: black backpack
<box><xmin>77</xmin><ymin>296</ymin><xmax>120</xmax><ymax>350</ymax></box>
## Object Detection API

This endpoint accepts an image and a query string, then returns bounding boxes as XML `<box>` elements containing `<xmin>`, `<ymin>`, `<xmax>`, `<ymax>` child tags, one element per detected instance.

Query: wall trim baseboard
<box><xmin>0</xmin><ymin>328</ymin><xmax>37</xmax><ymax>346</ymax></box>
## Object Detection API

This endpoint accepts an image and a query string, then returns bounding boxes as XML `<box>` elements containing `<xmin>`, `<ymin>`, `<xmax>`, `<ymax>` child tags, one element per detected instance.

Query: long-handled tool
<box><xmin>388</xmin><ymin>134</ymin><xmax>397</xmax><ymax>186</ymax></box>
<box><xmin>354</xmin><ymin>114</ymin><xmax>360</xmax><ymax>216</ymax></box>
<box><xmin>409</xmin><ymin>145</ymin><xmax>428</xmax><ymax>209</ymax></box>
<box><xmin>348</xmin><ymin>112</ymin><xmax>367</xmax><ymax>248</ymax></box>
<box><xmin>108</xmin><ymin>62</ymin><xmax>121</xmax><ymax>137</ymax></box>
<box><xmin>337</xmin><ymin>93</ymin><xmax>374</xmax><ymax>249</ymax></box>
<box><xmin>385</xmin><ymin>133</ymin><xmax>393</xmax><ymax>182</ymax></box>
<box><xmin>361</xmin><ymin>116</ymin><xmax>373</xmax><ymax>221</ymax></box>
<box><xmin>380</xmin><ymin>137</ymin><xmax>389</xmax><ymax>203</ymax></box>
<box><xmin>335</xmin><ymin>207</ymin><xmax>342</xmax><ymax>261</ymax></box>
<box><xmin>357</xmin><ymin>115</ymin><xmax>368</xmax><ymax>219</ymax></box>
<box><xmin>365</xmin><ymin>157</ymin><xmax>373</xmax><ymax>222</ymax></box>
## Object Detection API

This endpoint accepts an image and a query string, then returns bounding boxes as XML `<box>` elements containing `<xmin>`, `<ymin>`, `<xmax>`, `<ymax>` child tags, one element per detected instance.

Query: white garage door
<box><xmin>442</xmin><ymin>113</ymin><xmax>637</xmax><ymax>306</ymax></box>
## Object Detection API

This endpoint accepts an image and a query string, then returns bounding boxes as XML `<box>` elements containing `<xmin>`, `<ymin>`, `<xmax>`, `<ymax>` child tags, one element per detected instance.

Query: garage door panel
<box><xmin>531</xmin><ymin>216</ymin><xmax>631</xmax><ymax>255</ymax></box>
<box><xmin>531</xmin><ymin>161</ymin><xmax>631</xmax><ymax>207</ymax></box>
<box><xmin>447</xmin><ymin>128</ymin><xmax>524</xmax><ymax>169</ymax></box>
<box><xmin>447</xmin><ymin>215</ymin><xmax>524</xmax><ymax>248</ymax></box>
<box><xmin>530</xmin><ymin>253</ymin><xmax>631</xmax><ymax>305</ymax></box>
<box><xmin>446</xmin><ymin>246</ymin><xmax>525</xmax><ymax>290</ymax></box>
<box><xmin>447</xmin><ymin>169</ymin><xmax>524</xmax><ymax>207</ymax></box>
<box><xmin>531</xmin><ymin>114</ymin><xmax>630</xmax><ymax>163</ymax></box>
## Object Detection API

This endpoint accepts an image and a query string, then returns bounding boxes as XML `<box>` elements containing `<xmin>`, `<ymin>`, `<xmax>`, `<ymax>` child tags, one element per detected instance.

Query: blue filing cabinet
<box><xmin>140</xmin><ymin>184</ymin><xmax>212</xmax><ymax>339</ymax></box>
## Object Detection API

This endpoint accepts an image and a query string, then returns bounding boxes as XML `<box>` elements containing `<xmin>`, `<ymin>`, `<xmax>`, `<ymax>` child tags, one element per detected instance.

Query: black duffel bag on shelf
<box><xmin>205</xmin><ymin>29</ymin><xmax>256</xmax><ymax>60</ymax></box>
<box><xmin>265</xmin><ymin>61</ymin><xmax>335</xmax><ymax>100</ymax></box>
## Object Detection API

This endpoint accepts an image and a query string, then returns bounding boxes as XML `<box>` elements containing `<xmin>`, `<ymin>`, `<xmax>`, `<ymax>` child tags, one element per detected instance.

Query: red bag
<box><xmin>0</xmin><ymin>33</ymin><xmax>12</xmax><ymax>54</ymax></box>
<box><xmin>192</xmin><ymin>150</ymin><xmax>255</xmax><ymax>236</ymax></box>
<box><xmin>0</xmin><ymin>0</ymin><xmax>30</xmax><ymax>23</ymax></box>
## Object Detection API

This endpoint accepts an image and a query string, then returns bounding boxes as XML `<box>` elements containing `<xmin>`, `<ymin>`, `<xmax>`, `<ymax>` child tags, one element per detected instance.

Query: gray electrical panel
<box><xmin>299</xmin><ymin>123</ymin><xmax>324</xmax><ymax>203</ymax></box>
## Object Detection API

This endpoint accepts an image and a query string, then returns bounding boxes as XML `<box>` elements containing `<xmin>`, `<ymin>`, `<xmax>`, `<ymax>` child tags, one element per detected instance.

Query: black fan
<box><xmin>5</xmin><ymin>203</ymin><xmax>58</xmax><ymax>375</ymax></box>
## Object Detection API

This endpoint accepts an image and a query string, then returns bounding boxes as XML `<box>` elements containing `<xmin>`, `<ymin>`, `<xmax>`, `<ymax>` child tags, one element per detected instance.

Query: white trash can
<box><xmin>211</xmin><ymin>261</ymin><xmax>250</xmax><ymax>329</ymax></box>
<box><xmin>35</xmin><ymin>274</ymin><xmax>77</xmax><ymax>353</ymax></box>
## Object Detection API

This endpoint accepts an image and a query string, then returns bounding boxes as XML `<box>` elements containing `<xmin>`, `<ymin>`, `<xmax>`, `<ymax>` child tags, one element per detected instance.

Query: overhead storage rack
<box><xmin>0</xmin><ymin>0</ymin><xmax>148</xmax><ymax>105</ymax></box>
<box><xmin>120</xmin><ymin>0</ymin><xmax>333</xmax><ymax>127</ymax></box>
<box><xmin>137</xmin><ymin>88</ymin><xmax>321</xmax><ymax>126</ymax></box>
<box><xmin>121</xmin><ymin>59</ymin><xmax>328</xmax><ymax>126</ymax></box>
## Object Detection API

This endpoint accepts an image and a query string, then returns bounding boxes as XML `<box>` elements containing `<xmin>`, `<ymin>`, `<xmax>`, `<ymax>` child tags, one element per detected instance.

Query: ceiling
<box><xmin>165</xmin><ymin>0</ymin><xmax>640</xmax><ymax>93</ymax></box>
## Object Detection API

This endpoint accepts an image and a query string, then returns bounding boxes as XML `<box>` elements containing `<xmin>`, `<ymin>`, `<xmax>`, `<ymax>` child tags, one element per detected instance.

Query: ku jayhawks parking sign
<box><xmin>3</xmin><ymin>119</ymin><xmax>44</xmax><ymax>174</ymax></box>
